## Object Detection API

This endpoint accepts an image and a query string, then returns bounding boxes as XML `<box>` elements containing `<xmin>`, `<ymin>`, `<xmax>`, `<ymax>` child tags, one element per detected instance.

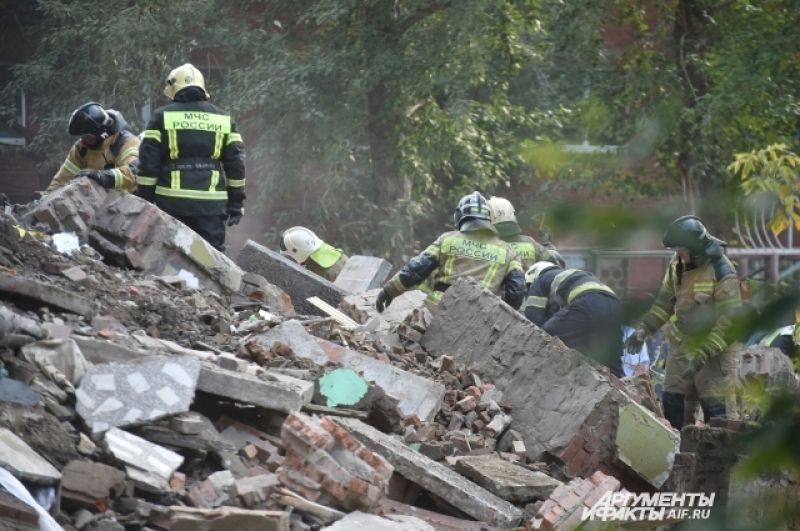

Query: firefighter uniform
<box><xmin>376</xmin><ymin>192</ymin><xmax>526</xmax><ymax>312</ymax></box>
<box><xmin>136</xmin><ymin>64</ymin><xmax>245</xmax><ymax>251</ymax></box>
<box><xmin>47</xmin><ymin>110</ymin><xmax>139</xmax><ymax>193</ymax></box>
<box><xmin>487</xmin><ymin>196</ymin><xmax>565</xmax><ymax>269</ymax></box>
<box><xmin>630</xmin><ymin>216</ymin><xmax>741</xmax><ymax>430</ymax></box>
<box><xmin>524</xmin><ymin>264</ymin><xmax>622</xmax><ymax>375</ymax></box>
<box><xmin>280</xmin><ymin>227</ymin><xmax>348</xmax><ymax>282</ymax></box>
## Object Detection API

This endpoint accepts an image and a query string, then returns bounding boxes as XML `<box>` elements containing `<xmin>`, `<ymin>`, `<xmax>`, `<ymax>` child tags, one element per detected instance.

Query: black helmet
<box><xmin>453</xmin><ymin>191</ymin><xmax>493</xmax><ymax>231</ymax></box>
<box><xmin>662</xmin><ymin>215</ymin><xmax>726</xmax><ymax>258</ymax></box>
<box><xmin>68</xmin><ymin>102</ymin><xmax>113</xmax><ymax>140</ymax></box>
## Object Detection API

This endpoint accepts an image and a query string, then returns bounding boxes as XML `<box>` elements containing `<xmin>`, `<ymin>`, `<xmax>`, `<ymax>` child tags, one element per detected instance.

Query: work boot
<box><xmin>700</xmin><ymin>398</ymin><xmax>726</xmax><ymax>421</ymax></box>
<box><xmin>662</xmin><ymin>391</ymin><xmax>685</xmax><ymax>430</ymax></box>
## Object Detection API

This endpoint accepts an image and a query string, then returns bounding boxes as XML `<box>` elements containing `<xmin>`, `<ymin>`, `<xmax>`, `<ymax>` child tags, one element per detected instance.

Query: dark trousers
<box><xmin>542</xmin><ymin>292</ymin><xmax>623</xmax><ymax>376</ymax></box>
<box><xmin>173</xmin><ymin>213</ymin><xmax>226</xmax><ymax>251</ymax></box>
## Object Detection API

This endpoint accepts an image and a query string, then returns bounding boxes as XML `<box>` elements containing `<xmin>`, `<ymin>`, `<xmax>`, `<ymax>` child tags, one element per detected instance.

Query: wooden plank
<box><xmin>306</xmin><ymin>296</ymin><xmax>359</xmax><ymax>329</ymax></box>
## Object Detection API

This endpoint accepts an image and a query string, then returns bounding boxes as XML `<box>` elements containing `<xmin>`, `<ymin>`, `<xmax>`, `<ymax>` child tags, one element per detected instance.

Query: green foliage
<box><xmin>729</xmin><ymin>143</ymin><xmax>800</xmax><ymax>235</ymax></box>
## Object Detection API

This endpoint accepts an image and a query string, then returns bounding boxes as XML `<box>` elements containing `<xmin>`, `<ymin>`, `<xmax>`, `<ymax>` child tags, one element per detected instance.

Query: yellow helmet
<box><xmin>487</xmin><ymin>196</ymin><xmax>517</xmax><ymax>225</ymax></box>
<box><xmin>164</xmin><ymin>63</ymin><xmax>208</xmax><ymax>100</ymax></box>
<box><xmin>280</xmin><ymin>226</ymin><xmax>322</xmax><ymax>263</ymax></box>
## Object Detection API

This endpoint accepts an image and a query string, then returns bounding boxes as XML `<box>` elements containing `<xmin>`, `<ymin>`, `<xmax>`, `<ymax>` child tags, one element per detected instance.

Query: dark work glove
<box><xmin>76</xmin><ymin>169</ymin><xmax>115</xmax><ymax>189</ymax></box>
<box><xmin>225</xmin><ymin>207</ymin><xmax>243</xmax><ymax>227</ymax></box>
<box><xmin>375</xmin><ymin>289</ymin><xmax>394</xmax><ymax>313</ymax></box>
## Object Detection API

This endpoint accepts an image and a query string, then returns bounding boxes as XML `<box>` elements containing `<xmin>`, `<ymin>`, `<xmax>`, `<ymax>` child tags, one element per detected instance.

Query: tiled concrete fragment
<box><xmin>0</xmin><ymin>428</ymin><xmax>61</xmax><ymax>485</ymax></box>
<box><xmin>335</xmin><ymin>418</ymin><xmax>522</xmax><ymax>528</ymax></box>
<box><xmin>104</xmin><ymin>428</ymin><xmax>184</xmax><ymax>487</ymax></box>
<box><xmin>333</xmin><ymin>256</ymin><xmax>392</xmax><ymax>294</ymax></box>
<box><xmin>76</xmin><ymin>355</ymin><xmax>200</xmax><ymax>434</ymax></box>
<box><xmin>454</xmin><ymin>455</ymin><xmax>562</xmax><ymax>502</ymax></box>
<box><xmin>236</xmin><ymin>240</ymin><xmax>347</xmax><ymax>315</ymax></box>
<box><xmin>257</xmin><ymin>320</ymin><xmax>444</xmax><ymax>421</ymax></box>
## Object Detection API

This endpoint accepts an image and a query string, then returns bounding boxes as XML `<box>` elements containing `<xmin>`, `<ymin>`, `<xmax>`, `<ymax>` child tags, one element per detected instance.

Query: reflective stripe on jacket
<box><xmin>47</xmin><ymin>132</ymin><xmax>140</xmax><ymax>193</ymax></box>
<box><xmin>137</xmin><ymin>98</ymin><xmax>245</xmax><ymax>217</ymax></box>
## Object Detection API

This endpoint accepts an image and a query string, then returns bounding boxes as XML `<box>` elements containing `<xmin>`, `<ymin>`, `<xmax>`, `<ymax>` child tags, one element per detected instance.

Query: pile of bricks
<box><xmin>527</xmin><ymin>470</ymin><xmax>623</xmax><ymax>531</ymax></box>
<box><xmin>279</xmin><ymin>413</ymin><xmax>394</xmax><ymax>511</ymax></box>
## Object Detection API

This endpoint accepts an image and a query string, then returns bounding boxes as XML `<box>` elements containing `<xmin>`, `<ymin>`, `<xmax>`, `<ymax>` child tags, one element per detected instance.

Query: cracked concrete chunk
<box><xmin>333</xmin><ymin>255</ymin><xmax>392</xmax><ymax>294</ymax></box>
<box><xmin>236</xmin><ymin>240</ymin><xmax>347</xmax><ymax>315</ymax></box>
<box><xmin>454</xmin><ymin>455</ymin><xmax>562</xmax><ymax>502</ymax></box>
<box><xmin>197</xmin><ymin>365</ymin><xmax>312</xmax><ymax>413</ymax></box>
<box><xmin>0</xmin><ymin>427</ymin><xmax>61</xmax><ymax>485</ymax></box>
<box><xmin>257</xmin><ymin>320</ymin><xmax>444</xmax><ymax>421</ymax></box>
<box><xmin>76</xmin><ymin>355</ymin><xmax>200</xmax><ymax>434</ymax></box>
<box><xmin>335</xmin><ymin>418</ymin><xmax>522</xmax><ymax>528</ymax></box>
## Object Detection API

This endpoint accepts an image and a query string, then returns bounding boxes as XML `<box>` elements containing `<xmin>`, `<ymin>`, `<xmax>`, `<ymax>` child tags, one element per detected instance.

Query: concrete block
<box><xmin>420</xmin><ymin>278</ymin><xmax>676</xmax><ymax>489</ymax></box>
<box><xmin>321</xmin><ymin>511</ymin><xmax>434</xmax><ymax>530</ymax></box>
<box><xmin>739</xmin><ymin>345</ymin><xmax>799</xmax><ymax>391</ymax></box>
<box><xmin>152</xmin><ymin>506</ymin><xmax>290</xmax><ymax>531</ymax></box>
<box><xmin>105</xmin><ymin>427</ymin><xmax>183</xmax><ymax>487</ymax></box>
<box><xmin>0</xmin><ymin>427</ymin><xmax>61</xmax><ymax>485</ymax></box>
<box><xmin>197</xmin><ymin>364</ymin><xmax>312</xmax><ymax>413</ymax></box>
<box><xmin>333</xmin><ymin>255</ymin><xmax>393</xmax><ymax>294</ymax></box>
<box><xmin>234</xmin><ymin>473</ymin><xmax>280</xmax><ymax>507</ymax></box>
<box><xmin>335</xmin><ymin>418</ymin><xmax>522</xmax><ymax>528</ymax></box>
<box><xmin>61</xmin><ymin>460</ymin><xmax>126</xmax><ymax>511</ymax></box>
<box><xmin>76</xmin><ymin>355</ymin><xmax>200</xmax><ymax>434</ymax></box>
<box><xmin>257</xmin><ymin>320</ymin><xmax>444</xmax><ymax>422</ymax></box>
<box><xmin>454</xmin><ymin>455</ymin><xmax>562</xmax><ymax>502</ymax></box>
<box><xmin>237</xmin><ymin>240</ymin><xmax>347</xmax><ymax>315</ymax></box>
<box><xmin>239</xmin><ymin>272</ymin><xmax>296</xmax><ymax>316</ymax></box>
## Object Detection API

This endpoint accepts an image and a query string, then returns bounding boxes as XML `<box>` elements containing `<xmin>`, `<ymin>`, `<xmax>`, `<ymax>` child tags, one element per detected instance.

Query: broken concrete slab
<box><xmin>150</xmin><ymin>506</ymin><xmax>290</xmax><ymax>531</ymax></box>
<box><xmin>0</xmin><ymin>304</ymin><xmax>45</xmax><ymax>339</ymax></box>
<box><xmin>236</xmin><ymin>240</ymin><xmax>347</xmax><ymax>316</ymax></box>
<box><xmin>76</xmin><ymin>355</ymin><xmax>200</xmax><ymax>434</ymax></box>
<box><xmin>0</xmin><ymin>271</ymin><xmax>94</xmax><ymax>317</ymax></box>
<box><xmin>739</xmin><ymin>345</ymin><xmax>799</xmax><ymax>391</ymax></box>
<box><xmin>104</xmin><ymin>427</ymin><xmax>183</xmax><ymax>488</ymax></box>
<box><xmin>615</xmin><ymin>402</ymin><xmax>680</xmax><ymax>488</ymax></box>
<box><xmin>197</xmin><ymin>364</ymin><xmax>312</xmax><ymax>414</ymax></box>
<box><xmin>0</xmin><ymin>427</ymin><xmax>61</xmax><ymax>485</ymax></box>
<box><xmin>257</xmin><ymin>320</ymin><xmax>444</xmax><ymax>422</ymax></box>
<box><xmin>379</xmin><ymin>499</ymin><xmax>503</xmax><ymax>531</ymax></box>
<box><xmin>321</xmin><ymin>511</ymin><xmax>434</xmax><ymax>531</ymax></box>
<box><xmin>280</xmin><ymin>413</ymin><xmax>394</xmax><ymax>511</ymax></box>
<box><xmin>61</xmin><ymin>460</ymin><xmax>126</xmax><ymax>512</ymax></box>
<box><xmin>335</xmin><ymin>418</ymin><xmax>522</xmax><ymax>528</ymax></box>
<box><xmin>420</xmin><ymin>278</ymin><xmax>677</xmax><ymax>489</ymax></box>
<box><xmin>318</xmin><ymin>368</ymin><xmax>369</xmax><ymax>408</ymax></box>
<box><xmin>238</xmin><ymin>272</ymin><xmax>295</xmax><ymax>316</ymax></box>
<box><xmin>29</xmin><ymin>181</ymin><xmax>243</xmax><ymax>294</ymax></box>
<box><xmin>21</xmin><ymin>338</ymin><xmax>90</xmax><ymax>387</ymax></box>
<box><xmin>332</xmin><ymin>256</ymin><xmax>393</xmax><ymax>294</ymax></box>
<box><xmin>454</xmin><ymin>455</ymin><xmax>562</xmax><ymax>503</ymax></box>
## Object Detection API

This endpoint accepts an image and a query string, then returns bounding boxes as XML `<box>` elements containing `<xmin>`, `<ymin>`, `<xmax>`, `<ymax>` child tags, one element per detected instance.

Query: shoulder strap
<box><xmin>110</xmin><ymin>130</ymin><xmax>134</xmax><ymax>159</ymax></box>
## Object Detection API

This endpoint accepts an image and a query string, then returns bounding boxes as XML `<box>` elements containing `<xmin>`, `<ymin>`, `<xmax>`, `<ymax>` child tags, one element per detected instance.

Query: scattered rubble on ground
<box><xmin>0</xmin><ymin>182</ymin><xmax>796</xmax><ymax>530</ymax></box>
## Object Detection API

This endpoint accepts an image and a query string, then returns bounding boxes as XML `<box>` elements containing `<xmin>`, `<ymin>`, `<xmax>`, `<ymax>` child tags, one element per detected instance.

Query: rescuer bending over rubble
<box><xmin>279</xmin><ymin>226</ymin><xmax>349</xmax><ymax>282</ymax></box>
<box><xmin>46</xmin><ymin>102</ymin><xmax>140</xmax><ymax>193</ymax></box>
<box><xmin>524</xmin><ymin>261</ymin><xmax>623</xmax><ymax>376</ymax></box>
<box><xmin>625</xmin><ymin>215</ymin><xmax>742</xmax><ymax>430</ymax></box>
<box><xmin>136</xmin><ymin>63</ymin><xmax>246</xmax><ymax>251</ymax></box>
<box><xmin>375</xmin><ymin>191</ymin><xmax>525</xmax><ymax>312</ymax></box>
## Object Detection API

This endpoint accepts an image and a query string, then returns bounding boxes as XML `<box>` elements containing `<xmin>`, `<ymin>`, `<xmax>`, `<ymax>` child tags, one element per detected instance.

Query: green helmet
<box><xmin>453</xmin><ymin>191</ymin><xmax>492</xmax><ymax>231</ymax></box>
<box><xmin>662</xmin><ymin>215</ymin><xmax>726</xmax><ymax>258</ymax></box>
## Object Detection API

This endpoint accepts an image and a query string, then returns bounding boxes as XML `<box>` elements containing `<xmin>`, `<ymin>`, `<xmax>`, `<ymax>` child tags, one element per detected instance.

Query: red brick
<box><xmin>170</xmin><ymin>472</ymin><xmax>186</xmax><ymax>492</ymax></box>
<box><xmin>240</xmin><ymin>444</ymin><xmax>258</xmax><ymax>460</ymax></box>
<box><xmin>456</xmin><ymin>395</ymin><xmax>477</xmax><ymax>412</ymax></box>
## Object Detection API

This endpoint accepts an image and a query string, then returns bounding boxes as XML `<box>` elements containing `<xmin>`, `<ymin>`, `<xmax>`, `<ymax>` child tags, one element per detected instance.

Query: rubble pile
<box><xmin>0</xmin><ymin>181</ymin><xmax>786</xmax><ymax>530</ymax></box>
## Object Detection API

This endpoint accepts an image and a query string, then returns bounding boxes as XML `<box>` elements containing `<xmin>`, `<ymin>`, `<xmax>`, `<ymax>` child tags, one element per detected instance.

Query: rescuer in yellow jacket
<box><xmin>136</xmin><ymin>63</ymin><xmax>245</xmax><ymax>251</ymax></box>
<box><xmin>376</xmin><ymin>191</ymin><xmax>526</xmax><ymax>312</ymax></box>
<box><xmin>626</xmin><ymin>215</ymin><xmax>742</xmax><ymax>430</ymax></box>
<box><xmin>280</xmin><ymin>226</ymin><xmax>348</xmax><ymax>282</ymax></box>
<box><xmin>487</xmin><ymin>196</ymin><xmax>565</xmax><ymax>270</ymax></box>
<box><xmin>46</xmin><ymin>102</ymin><xmax>139</xmax><ymax>193</ymax></box>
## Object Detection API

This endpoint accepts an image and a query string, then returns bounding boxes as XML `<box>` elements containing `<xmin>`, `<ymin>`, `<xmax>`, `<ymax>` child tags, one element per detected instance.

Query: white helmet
<box><xmin>525</xmin><ymin>261</ymin><xmax>560</xmax><ymax>285</ymax></box>
<box><xmin>280</xmin><ymin>226</ymin><xmax>322</xmax><ymax>263</ymax></box>
<box><xmin>487</xmin><ymin>196</ymin><xmax>517</xmax><ymax>225</ymax></box>
<box><xmin>164</xmin><ymin>63</ymin><xmax>209</xmax><ymax>100</ymax></box>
